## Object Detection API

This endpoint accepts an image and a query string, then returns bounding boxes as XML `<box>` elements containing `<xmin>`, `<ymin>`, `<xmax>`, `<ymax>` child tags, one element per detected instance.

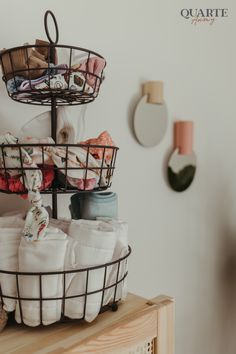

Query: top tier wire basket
<box><xmin>0</xmin><ymin>11</ymin><xmax>106</xmax><ymax>106</ymax></box>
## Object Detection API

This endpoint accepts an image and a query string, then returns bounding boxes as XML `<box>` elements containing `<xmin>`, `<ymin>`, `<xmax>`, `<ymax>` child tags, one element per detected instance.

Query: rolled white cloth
<box><xmin>0</xmin><ymin>216</ymin><xmax>24</xmax><ymax>312</ymax></box>
<box><xmin>15</xmin><ymin>227</ymin><xmax>68</xmax><ymax>326</ymax></box>
<box><xmin>0</xmin><ymin>215</ymin><xmax>25</xmax><ymax>228</ymax></box>
<box><xmin>1</xmin><ymin>211</ymin><xmax>25</xmax><ymax>219</ymax></box>
<box><xmin>65</xmin><ymin>220</ymin><xmax>116</xmax><ymax>322</ymax></box>
<box><xmin>101</xmin><ymin>220</ymin><xmax>129</xmax><ymax>305</ymax></box>
<box><xmin>19</xmin><ymin>105</ymin><xmax>86</xmax><ymax>143</ymax></box>
<box><xmin>57</xmin><ymin>106</ymin><xmax>86</xmax><ymax>143</ymax></box>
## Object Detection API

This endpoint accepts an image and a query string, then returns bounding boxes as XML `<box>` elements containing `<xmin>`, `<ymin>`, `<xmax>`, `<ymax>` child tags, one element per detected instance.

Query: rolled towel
<box><xmin>101</xmin><ymin>220</ymin><xmax>129</xmax><ymax>305</ymax></box>
<box><xmin>15</xmin><ymin>227</ymin><xmax>68</xmax><ymax>326</ymax></box>
<box><xmin>0</xmin><ymin>228</ymin><xmax>23</xmax><ymax>312</ymax></box>
<box><xmin>1</xmin><ymin>211</ymin><xmax>25</xmax><ymax>219</ymax></box>
<box><xmin>0</xmin><ymin>216</ymin><xmax>24</xmax><ymax>312</ymax></box>
<box><xmin>49</xmin><ymin>218</ymin><xmax>76</xmax><ymax>294</ymax></box>
<box><xmin>19</xmin><ymin>105</ymin><xmax>86</xmax><ymax>143</ymax></box>
<box><xmin>70</xmin><ymin>192</ymin><xmax>118</xmax><ymax>220</ymax></box>
<box><xmin>63</xmin><ymin>235</ymin><xmax>78</xmax><ymax>308</ymax></box>
<box><xmin>57</xmin><ymin>106</ymin><xmax>86</xmax><ymax>144</ymax></box>
<box><xmin>65</xmin><ymin>220</ymin><xmax>116</xmax><ymax>322</ymax></box>
<box><xmin>0</xmin><ymin>215</ymin><xmax>24</xmax><ymax>228</ymax></box>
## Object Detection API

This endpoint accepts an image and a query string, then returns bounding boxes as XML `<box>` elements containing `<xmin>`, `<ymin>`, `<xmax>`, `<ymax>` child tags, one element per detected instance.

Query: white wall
<box><xmin>0</xmin><ymin>0</ymin><xmax>236</xmax><ymax>353</ymax></box>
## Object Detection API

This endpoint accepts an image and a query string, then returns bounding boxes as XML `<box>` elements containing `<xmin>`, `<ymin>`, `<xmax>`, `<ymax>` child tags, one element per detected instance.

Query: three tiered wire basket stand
<box><xmin>0</xmin><ymin>10</ymin><xmax>131</xmax><ymax>327</ymax></box>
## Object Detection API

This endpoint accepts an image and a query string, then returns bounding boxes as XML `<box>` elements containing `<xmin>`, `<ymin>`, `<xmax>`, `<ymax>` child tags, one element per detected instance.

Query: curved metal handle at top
<box><xmin>44</xmin><ymin>10</ymin><xmax>59</xmax><ymax>44</ymax></box>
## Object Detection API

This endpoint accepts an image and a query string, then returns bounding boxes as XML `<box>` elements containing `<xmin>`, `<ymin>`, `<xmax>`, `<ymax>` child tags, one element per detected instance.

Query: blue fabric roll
<box><xmin>70</xmin><ymin>192</ymin><xmax>118</xmax><ymax>220</ymax></box>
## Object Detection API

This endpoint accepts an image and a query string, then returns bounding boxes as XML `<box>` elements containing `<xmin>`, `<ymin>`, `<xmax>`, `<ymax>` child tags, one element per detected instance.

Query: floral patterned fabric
<box><xmin>23</xmin><ymin>191</ymin><xmax>49</xmax><ymax>241</ymax></box>
<box><xmin>80</xmin><ymin>131</ymin><xmax>115</xmax><ymax>163</ymax></box>
<box><xmin>0</xmin><ymin>131</ymin><xmax>116</xmax><ymax>240</ymax></box>
<box><xmin>0</xmin><ymin>133</ymin><xmax>49</xmax><ymax>241</ymax></box>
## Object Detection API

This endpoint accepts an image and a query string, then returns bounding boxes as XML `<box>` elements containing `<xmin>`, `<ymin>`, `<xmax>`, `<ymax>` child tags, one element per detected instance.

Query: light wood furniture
<box><xmin>0</xmin><ymin>293</ymin><xmax>174</xmax><ymax>354</ymax></box>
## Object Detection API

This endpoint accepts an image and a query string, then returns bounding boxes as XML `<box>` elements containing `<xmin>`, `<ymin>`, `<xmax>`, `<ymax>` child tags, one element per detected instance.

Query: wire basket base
<box><xmin>10</xmin><ymin>89</ymin><xmax>97</xmax><ymax>106</ymax></box>
<box><xmin>6</xmin><ymin>301</ymin><xmax>121</xmax><ymax>328</ymax></box>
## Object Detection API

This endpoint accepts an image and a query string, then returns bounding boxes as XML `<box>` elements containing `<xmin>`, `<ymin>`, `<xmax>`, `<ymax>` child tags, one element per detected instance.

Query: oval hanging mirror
<box><xmin>133</xmin><ymin>81</ymin><xmax>168</xmax><ymax>147</ymax></box>
<box><xmin>168</xmin><ymin>121</ymin><xmax>196</xmax><ymax>192</ymax></box>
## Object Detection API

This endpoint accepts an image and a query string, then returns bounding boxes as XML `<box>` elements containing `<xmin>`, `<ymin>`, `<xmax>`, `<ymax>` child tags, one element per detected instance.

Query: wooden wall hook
<box><xmin>142</xmin><ymin>81</ymin><xmax>164</xmax><ymax>104</ymax></box>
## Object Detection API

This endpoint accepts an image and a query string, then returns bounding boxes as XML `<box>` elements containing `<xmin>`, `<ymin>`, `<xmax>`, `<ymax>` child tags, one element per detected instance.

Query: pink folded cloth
<box><xmin>79</xmin><ymin>57</ymin><xmax>106</xmax><ymax>88</ymax></box>
<box><xmin>67</xmin><ymin>177</ymin><xmax>97</xmax><ymax>191</ymax></box>
<box><xmin>80</xmin><ymin>131</ymin><xmax>115</xmax><ymax>164</ymax></box>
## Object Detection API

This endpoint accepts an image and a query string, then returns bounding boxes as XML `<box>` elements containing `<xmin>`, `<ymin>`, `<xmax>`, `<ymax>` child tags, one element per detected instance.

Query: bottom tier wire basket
<box><xmin>0</xmin><ymin>246</ymin><xmax>131</xmax><ymax>327</ymax></box>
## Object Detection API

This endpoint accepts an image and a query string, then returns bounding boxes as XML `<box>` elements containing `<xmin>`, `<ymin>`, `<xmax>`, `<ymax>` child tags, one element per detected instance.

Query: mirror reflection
<box><xmin>168</xmin><ymin>149</ymin><xmax>196</xmax><ymax>192</ymax></box>
<box><xmin>133</xmin><ymin>95</ymin><xmax>168</xmax><ymax>147</ymax></box>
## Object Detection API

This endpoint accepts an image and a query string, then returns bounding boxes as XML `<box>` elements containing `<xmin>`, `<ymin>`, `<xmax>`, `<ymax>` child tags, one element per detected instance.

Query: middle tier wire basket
<box><xmin>0</xmin><ymin>246</ymin><xmax>131</xmax><ymax>326</ymax></box>
<box><xmin>0</xmin><ymin>143</ymin><xmax>118</xmax><ymax>194</ymax></box>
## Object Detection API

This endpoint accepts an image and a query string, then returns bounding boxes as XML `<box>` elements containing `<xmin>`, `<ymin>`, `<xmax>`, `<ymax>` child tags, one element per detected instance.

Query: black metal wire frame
<box><xmin>0</xmin><ymin>143</ymin><xmax>118</xmax><ymax>194</ymax></box>
<box><xmin>0</xmin><ymin>246</ymin><xmax>131</xmax><ymax>325</ymax></box>
<box><xmin>0</xmin><ymin>43</ymin><xmax>106</xmax><ymax>106</ymax></box>
<box><xmin>0</xmin><ymin>11</ymin><xmax>128</xmax><ymax>328</ymax></box>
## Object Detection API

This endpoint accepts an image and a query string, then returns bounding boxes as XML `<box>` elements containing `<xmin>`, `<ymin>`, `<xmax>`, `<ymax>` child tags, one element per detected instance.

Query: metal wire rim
<box><xmin>0</xmin><ymin>246</ymin><xmax>131</xmax><ymax>276</ymax></box>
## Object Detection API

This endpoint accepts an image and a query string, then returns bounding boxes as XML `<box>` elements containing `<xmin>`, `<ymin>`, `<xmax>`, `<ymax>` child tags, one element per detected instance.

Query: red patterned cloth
<box><xmin>0</xmin><ymin>165</ymin><xmax>54</xmax><ymax>198</ymax></box>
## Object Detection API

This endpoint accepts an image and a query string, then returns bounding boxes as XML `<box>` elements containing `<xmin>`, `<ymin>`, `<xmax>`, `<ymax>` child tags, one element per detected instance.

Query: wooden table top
<box><xmin>0</xmin><ymin>293</ymin><xmax>153</xmax><ymax>354</ymax></box>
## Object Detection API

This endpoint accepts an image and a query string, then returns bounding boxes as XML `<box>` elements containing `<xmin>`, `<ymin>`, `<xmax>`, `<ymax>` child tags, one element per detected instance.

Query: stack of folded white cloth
<box><xmin>0</xmin><ymin>213</ymin><xmax>129</xmax><ymax>326</ymax></box>
<box><xmin>0</xmin><ymin>215</ymin><xmax>25</xmax><ymax>312</ymax></box>
<box><xmin>15</xmin><ymin>227</ymin><xmax>68</xmax><ymax>326</ymax></box>
<box><xmin>65</xmin><ymin>220</ymin><xmax>117</xmax><ymax>322</ymax></box>
<box><xmin>101</xmin><ymin>220</ymin><xmax>129</xmax><ymax>305</ymax></box>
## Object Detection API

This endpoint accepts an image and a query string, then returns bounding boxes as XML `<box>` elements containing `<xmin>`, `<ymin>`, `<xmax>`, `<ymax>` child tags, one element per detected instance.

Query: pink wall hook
<box><xmin>174</xmin><ymin>121</ymin><xmax>193</xmax><ymax>155</ymax></box>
